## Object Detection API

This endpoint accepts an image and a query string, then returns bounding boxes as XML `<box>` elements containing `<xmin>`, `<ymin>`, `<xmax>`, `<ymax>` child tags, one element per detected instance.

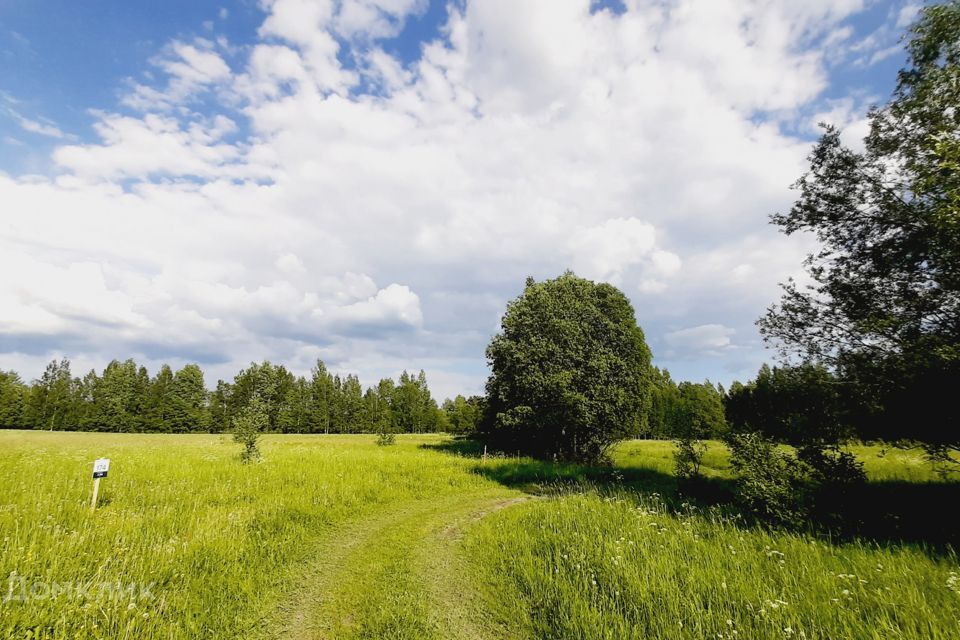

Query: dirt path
<box><xmin>264</xmin><ymin>489</ymin><xmax>530</xmax><ymax>640</ymax></box>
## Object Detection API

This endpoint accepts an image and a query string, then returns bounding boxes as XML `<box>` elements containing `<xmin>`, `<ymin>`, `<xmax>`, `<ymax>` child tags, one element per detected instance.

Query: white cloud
<box><xmin>0</xmin><ymin>0</ymin><xmax>894</xmax><ymax>394</ymax></box>
<box><xmin>14</xmin><ymin>115</ymin><xmax>65</xmax><ymax>139</ymax></box>
<box><xmin>808</xmin><ymin>96</ymin><xmax>874</xmax><ymax>151</ymax></box>
<box><xmin>124</xmin><ymin>40</ymin><xmax>232</xmax><ymax>111</ymax></box>
<box><xmin>568</xmin><ymin>217</ymin><xmax>679</xmax><ymax>287</ymax></box>
<box><xmin>2</xmin><ymin>97</ymin><xmax>66</xmax><ymax>139</ymax></box>
<box><xmin>664</xmin><ymin>324</ymin><xmax>736</xmax><ymax>355</ymax></box>
<box><xmin>53</xmin><ymin>113</ymin><xmax>251</xmax><ymax>180</ymax></box>
<box><xmin>335</xmin><ymin>0</ymin><xmax>427</xmax><ymax>40</ymax></box>
<box><xmin>896</xmin><ymin>3</ymin><xmax>922</xmax><ymax>29</ymax></box>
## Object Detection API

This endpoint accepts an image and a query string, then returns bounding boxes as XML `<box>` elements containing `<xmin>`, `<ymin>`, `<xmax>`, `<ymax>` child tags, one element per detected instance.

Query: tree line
<box><xmin>0</xmin><ymin>357</ymin><xmax>483</xmax><ymax>435</ymax></box>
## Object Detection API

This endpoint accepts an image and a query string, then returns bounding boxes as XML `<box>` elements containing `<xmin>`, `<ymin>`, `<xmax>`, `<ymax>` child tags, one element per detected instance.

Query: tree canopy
<box><xmin>0</xmin><ymin>357</ymin><xmax>448</xmax><ymax>435</ymax></box>
<box><xmin>759</xmin><ymin>2</ymin><xmax>960</xmax><ymax>457</ymax></box>
<box><xmin>483</xmin><ymin>272</ymin><xmax>652</xmax><ymax>463</ymax></box>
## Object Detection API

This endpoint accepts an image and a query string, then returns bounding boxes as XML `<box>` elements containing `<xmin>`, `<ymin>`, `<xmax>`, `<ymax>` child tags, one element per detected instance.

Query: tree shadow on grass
<box><xmin>422</xmin><ymin>438</ymin><xmax>960</xmax><ymax>552</ymax></box>
<box><xmin>814</xmin><ymin>480</ymin><xmax>960</xmax><ymax>550</ymax></box>
<box><xmin>420</xmin><ymin>438</ymin><xmax>735</xmax><ymax>504</ymax></box>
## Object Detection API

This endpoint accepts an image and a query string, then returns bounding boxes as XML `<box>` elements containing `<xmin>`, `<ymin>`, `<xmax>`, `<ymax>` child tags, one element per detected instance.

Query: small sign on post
<box><xmin>91</xmin><ymin>458</ymin><xmax>110</xmax><ymax>511</ymax></box>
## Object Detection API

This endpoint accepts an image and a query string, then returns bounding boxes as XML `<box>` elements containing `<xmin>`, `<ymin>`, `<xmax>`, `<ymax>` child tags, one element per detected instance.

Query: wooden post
<box><xmin>482</xmin><ymin>445</ymin><xmax>488</xmax><ymax>463</ymax></box>
<box><xmin>91</xmin><ymin>458</ymin><xmax>110</xmax><ymax>512</ymax></box>
<box><xmin>90</xmin><ymin>477</ymin><xmax>101</xmax><ymax>512</ymax></box>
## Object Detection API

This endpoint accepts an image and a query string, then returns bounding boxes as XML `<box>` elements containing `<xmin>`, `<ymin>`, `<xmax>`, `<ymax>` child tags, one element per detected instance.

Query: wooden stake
<box><xmin>91</xmin><ymin>476</ymin><xmax>101</xmax><ymax>512</ymax></box>
<box><xmin>483</xmin><ymin>445</ymin><xmax>488</xmax><ymax>463</ymax></box>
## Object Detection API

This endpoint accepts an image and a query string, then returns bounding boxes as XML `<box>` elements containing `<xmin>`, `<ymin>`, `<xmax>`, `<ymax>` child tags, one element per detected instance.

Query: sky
<box><xmin>0</xmin><ymin>0</ymin><xmax>925</xmax><ymax>399</ymax></box>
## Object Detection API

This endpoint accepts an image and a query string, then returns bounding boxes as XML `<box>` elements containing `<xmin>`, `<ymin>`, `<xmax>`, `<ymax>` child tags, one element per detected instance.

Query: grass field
<box><xmin>1</xmin><ymin>431</ymin><xmax>957</xmax><ymax>639</ymax></box>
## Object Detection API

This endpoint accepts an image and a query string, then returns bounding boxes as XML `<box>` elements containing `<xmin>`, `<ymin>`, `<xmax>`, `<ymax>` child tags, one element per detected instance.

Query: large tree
<box><xmin>759</xmin><ymin>3</ymin><xmax>960</xmax><ymax>459</ymax></box>
<box><xmin>0</xmin><ymin>370</ymin><xmax>26</xmax><ymax>428</ymax></box>
<box><xmin>169</xmin><ymin>364</ymin><xmax>209</xmax><ymax>433</ymax></box>
<box><xmin>23</xmin><ymin>358</ymin><xmax>77</xmax><ymax>431</ymax></box>
<box><xmin>483</xmin><ymin>272</ymin><xmax>652</xmax><ymax>463</ymax></box>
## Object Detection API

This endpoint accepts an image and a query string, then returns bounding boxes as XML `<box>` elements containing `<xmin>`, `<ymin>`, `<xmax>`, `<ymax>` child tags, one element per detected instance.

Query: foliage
<box><xmin>441</xmin><ymin>395</ymin><xmax>484</xmax><ymax>434</ymax></box>
<box><xmin>391</xmin><ymin>370</ymin><xmax>441</xmax><ymax>433</ymax></box>
<box><xmin>0</xmin><ymin>356</ymin><xmax>452</xmax><ymax>435</ymax></box>
<box><xmin>22</xmin><ymin>358</ymin><xmax>77</xmax><ymax>431</ymax></box>
<box><xmin>727</xmin><ymin>432</ymin><xmax>809</xmax><ymax>526</ymax></box>
<box><xmin>725</xmin><ymin>364</ymin><xmax>867</xmax><ymax>523</ymax></box>
<box><xmin>375</xmin><ymin>431</ymin><xmax>396</xmax><ymax>446</ymax></box>
<box><xmin>647</xmin><ymin>367</ymin><xmax>681</xmax><ymax>438</ymax></box>
<box><xmin>483</xmin><ymin>272</ymin><xmax>652</xmax><ymax>463</ymax></box>
<box><xmin>725</xmin><ymin>363</ymin><xmax>854</xmax><ymax>446</ymax></box>
<box><xmin>649</xmin><ymin>369</ymin><xmax>726</xmax><ymax>440</ymax></box>
<box><xmin>673</xmin><ymin>437</ymin><xmax>707</xmax><ymax>481</ymax></box>
<box><xmin>758</xmin><ymin>2</ymin><xmax>960</xmax><ymax>458</ymax></box>
<box><xmin>665</xmin><ymin>378</ymin><xmax>726</xmax><ymax>482</ymax></box>
<box><xmin>232</xmin><ymin>397</ymin><xmax>266</xmax><ymax>463</ymax></box>
<box><xmin>0</xmin><ymin>370</ymin><xmax>26</xmax><ymax>428</ymax></box>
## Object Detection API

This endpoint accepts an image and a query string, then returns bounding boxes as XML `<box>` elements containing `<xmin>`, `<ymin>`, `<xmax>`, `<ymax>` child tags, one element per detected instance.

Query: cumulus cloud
<box><xmin>568</xmin><ymin>217</ymin><xmax>679</xmax><ymax>288</ymax></box>
<box><xmin>0</xmin><ymin>0</ymin><xmax>900</xmax><ymax>397</ymax></box>
<box><xmin>664</xmin><ymin>324</ymin><xmax>736</xmax><ymax>357</ymax></box>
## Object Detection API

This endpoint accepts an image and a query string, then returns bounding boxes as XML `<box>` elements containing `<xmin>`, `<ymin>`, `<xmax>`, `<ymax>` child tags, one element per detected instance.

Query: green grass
<box><xmin>466</xmin><ymin>490</ymin><xmax>960</xmax><ymax>639</ymax></box>
<box><xmin>0</xmin><ymin>431</ymin><xmax>516</xmax><ymax>639</ymax></box>
<box><xmin>612</xmin><ymin>439</ymin><xmax>956</xmax><ymax>483</ymax></box>
<box><xmin>1</xmin><ymin>431</ymin><xmax>957</xmax><ymax>639</ymax></box>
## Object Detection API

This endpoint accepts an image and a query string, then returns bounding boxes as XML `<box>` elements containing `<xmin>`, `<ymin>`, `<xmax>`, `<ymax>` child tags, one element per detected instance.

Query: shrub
<box><xmin>673</xmin><ymin>438</ymin><xmax>707</xmax><ymax>481</ymax></box>
<box><xmin>232</xmin><ymin>397</ymin><xmax>266</xmax><ymax>463</ymax></box>
<box><xmin>375</xmin><ymin>431</ymin><xmax>396</xmax><ymax>446</ymax></box>
<box><xmin>796</xmin><ymin>444</ymin><xmax>865</xmax><ymax>486</ymax></box>
<box><xmin>727</xmin><ymin>432</ymin><xmax>809</xmax><ymax>527</ymax></box>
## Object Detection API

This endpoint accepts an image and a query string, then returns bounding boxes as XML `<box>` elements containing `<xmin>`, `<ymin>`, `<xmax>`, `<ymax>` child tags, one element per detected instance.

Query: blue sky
<box><xmin>0</xmin><ymin>0</ymin><xmax>925</xmax><ymax>398</ymax></box>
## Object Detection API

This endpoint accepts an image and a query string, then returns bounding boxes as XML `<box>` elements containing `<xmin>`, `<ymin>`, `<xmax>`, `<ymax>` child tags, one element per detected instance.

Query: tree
<box><xmin>170</xmin><ymin>364</ymin><xmax>209</xmax><ymax>432</ymax></box>
<box><xmin>145</xmin><ymin>365</ymin><xmax>175</xmax><ymax>432</ymax></box>
<box><xmin>442</xmin><ymin>395</ymin><xmax>484</xmax><ymax>434</ymax></box>
<box><xmin>724</xmin><ymin>364</ymin><xmax>866</xmax><ymax>520</ymax></box>
<box><xmin>233</xmin><ymin>396</ymin><xmax>266</xmax><ymax>463</ymax></box>
<box><xmin>725</xmin><ymin>364</ymin><xmax>854</xmax><ymax>446</ymax></box>
<box><xmin>647</xmin><ymin>368</ymin><xmax>681</xmax><ymax>438</ymax></box>
<box><xmin>392</xmin><ymin>370</ymin><xmax>439</xmax><ymax>433</ymax></box>
<box><xmin>340</xmin><ymin>374</ymin><xmax>365</xmax><ymax>433</ymax></box>
<box><xmin>758</xmin><ymin>3</ymin><xmax>960</xmax><ymax>461</ymax></box>
<box><xmin>208</xmin><ymin>380</ymin><xmax>232</xmax><ymax>433</ymax></box>
<box><xmin>85</xmin><ymin>359</ymin><xmax>146</xmax><ymax>432</ymax></box>
<box><xmin>230</xmin><ymin>362</ymin><xmax>295</xmax><ymax>432</ymax></box>
<box><xmin>366</xmin><ymin>378</ymin><xmax>395</xmax><ymax>443</ymax></box>
<box><xmin>24</xmin><ymin>358</ymin><xmax>80</xmax><ymax>431</ymax></box>
<box><xmin>0</xmin><ymin>370</ymin><xmax>26</xmax><ymax>428</ymax></box>
<box><xmin>308</xmin><ymin>360</ymin><xmax>334</xmax><ymax>434</ymax></box>
<box><xmin>483</xmin><ymin>272</ymin><xmax>652</xmax><ymax>463</ymax></box>
<box><xmin>278</xmin><ymin>376</ymin><xmax>310</xmax><ymax>433</ymax></box>
<box><xmin>672</xmin><ymin>381</ymin><xmax>726</xmax><ymax>480</ymax></box>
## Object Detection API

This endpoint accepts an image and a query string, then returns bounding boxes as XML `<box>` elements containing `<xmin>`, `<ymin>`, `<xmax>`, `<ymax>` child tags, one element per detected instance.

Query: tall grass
<box><xmin>612</xmin><ymin>440</ymin><xmax>956</xmax><ymax>483</ymax></box>
<box><xmin>2</xmin><ymin>431</ymin><xmax>957</xmax><ymax>639</ymax></box>
<box><xmin>466</xmin><ymin>489</ymin><xmax>960</xmax><ymax>639</ymax></box>
<box><xmin>0</xmin><ymin>431</ymin><xmax>494</xmax><ymax>639</ymax></box>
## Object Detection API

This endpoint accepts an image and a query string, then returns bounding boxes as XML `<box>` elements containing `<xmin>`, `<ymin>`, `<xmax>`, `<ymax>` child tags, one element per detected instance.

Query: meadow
<box><xmin>0</xmin><ymin>431</ymin><xmax>957</xmax><ymax>639</ymax></box>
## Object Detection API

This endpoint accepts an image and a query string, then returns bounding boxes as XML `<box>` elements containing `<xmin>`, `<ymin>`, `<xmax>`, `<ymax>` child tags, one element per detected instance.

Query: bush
<box><xmin>727</xmin><ymin>432</ymin><xmax>809</xmax><ymax>527</ymax></box>
<box><xmin>232</xmin><ymin>398</ymin><xmax>266</xmax><ymax>463</ymax></box>
<box><xmin>796</xmin><ymin>444</ymin><xmax>865</xmax><ymax>486</ymax></box>
<box><xmin>673</xmin><ymin>437</ymin><xmax>706</xmax><ymax>481</ymax></box>
<box><xmin>375</xmin><ymin>431</ymin><xmax>396</xmax><ymax>446</ymax></box>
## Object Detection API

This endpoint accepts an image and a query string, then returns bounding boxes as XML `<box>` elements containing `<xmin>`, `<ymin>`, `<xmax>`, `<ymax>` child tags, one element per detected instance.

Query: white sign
<box><xmin>93</xmin><ymin>458</ymin><xmax>110</xmax><ymax>479</ymax></box>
